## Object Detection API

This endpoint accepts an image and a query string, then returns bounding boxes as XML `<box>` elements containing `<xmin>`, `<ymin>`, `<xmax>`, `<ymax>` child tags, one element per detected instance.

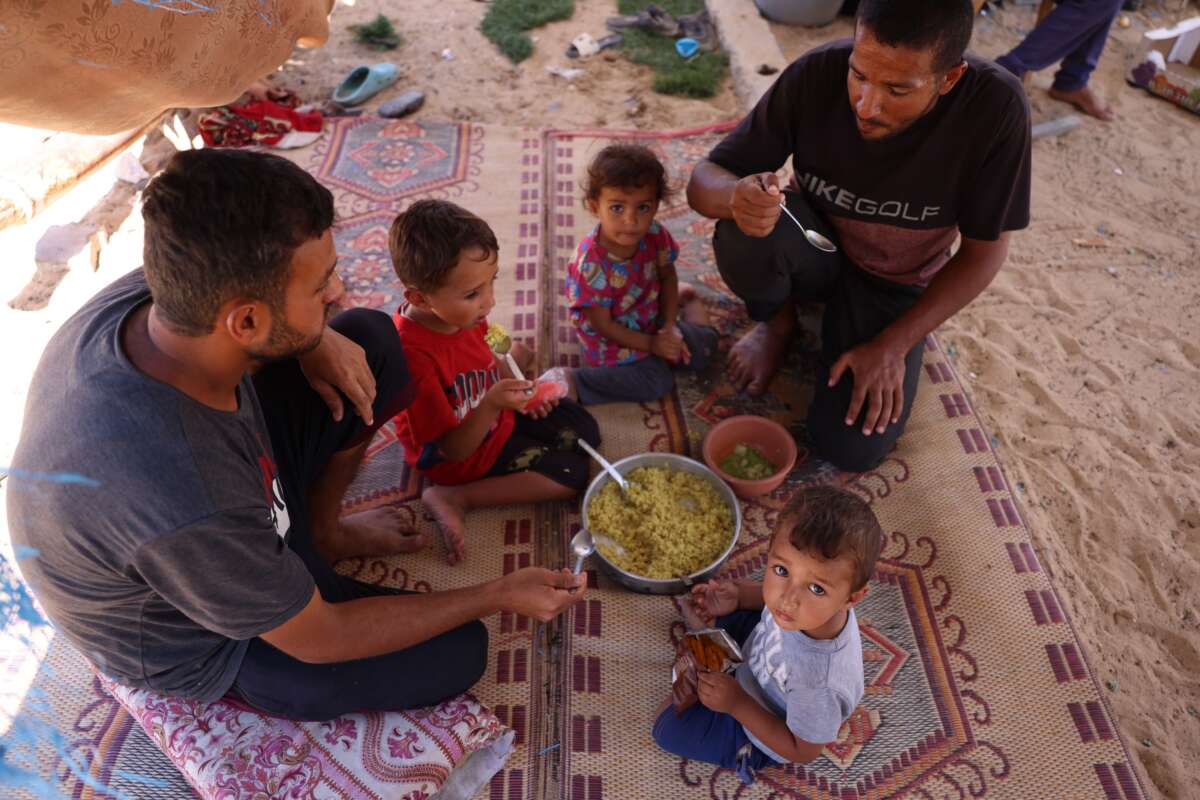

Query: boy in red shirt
<box><xmin>390</xmin><ymin>200</ymin><xmax>601</xmax><ymax>564</ymax></box>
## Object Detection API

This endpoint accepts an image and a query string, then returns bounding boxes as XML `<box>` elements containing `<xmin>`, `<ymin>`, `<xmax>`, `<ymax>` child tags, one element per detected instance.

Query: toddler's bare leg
<box><xmin>422</xmin><ymin>472</ymin><xmax>575</xmax><ymax>565</ymax></box>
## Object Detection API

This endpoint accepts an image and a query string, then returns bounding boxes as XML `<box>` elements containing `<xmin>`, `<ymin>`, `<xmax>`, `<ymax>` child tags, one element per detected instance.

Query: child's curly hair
<box><xmin>774</xmin><ymin>486</ymin><xmax>884</xmax><ymax>591</ymax></box>
<box><xmin>583</xmin><ymin>144</ymin><xmax>673</xmax><ymax>206</ymax></box>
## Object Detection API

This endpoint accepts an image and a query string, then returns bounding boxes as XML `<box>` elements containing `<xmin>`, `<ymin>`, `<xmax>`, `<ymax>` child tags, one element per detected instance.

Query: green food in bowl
<box><xmin>718</xmin><ymin>443</ymin><xmax>778</xmax><ymax>481</ymax></box>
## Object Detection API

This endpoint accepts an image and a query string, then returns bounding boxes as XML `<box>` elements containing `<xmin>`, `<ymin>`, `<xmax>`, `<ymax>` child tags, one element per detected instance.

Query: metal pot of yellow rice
<box><xmin>580</xmin><ymin>453</ymin><xmax>741</xmax><ymax>594</ymax></box>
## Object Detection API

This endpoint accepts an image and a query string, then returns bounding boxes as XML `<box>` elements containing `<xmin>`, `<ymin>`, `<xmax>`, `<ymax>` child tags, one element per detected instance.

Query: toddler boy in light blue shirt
<box><xmin>653</xmin><ymin>485</ymin><xmax>884</xmax><ymax>782</ymax></box>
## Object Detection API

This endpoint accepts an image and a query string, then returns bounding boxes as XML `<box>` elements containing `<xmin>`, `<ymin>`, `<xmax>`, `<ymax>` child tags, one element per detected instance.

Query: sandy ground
<box><xmin>0</xmin><ymin>0</ymin><xmax>1196</xmax><ymax>797</ymax></box>
<box><xmin>279</xmin><ymin>0</ymin><xmax>739</xmax><ymax>130</ymax></box>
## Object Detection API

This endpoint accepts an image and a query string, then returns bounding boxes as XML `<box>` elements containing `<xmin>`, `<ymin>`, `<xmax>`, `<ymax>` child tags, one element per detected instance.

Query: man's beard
<box><xmin>247</xmin><ymin>305</ymin><xmax>331</xmax><ymax>364</ymax></box>
<box><xmin>861</xmin><ymin>90</ymin><xmax>941</xmax><ymax>141</ymax></box>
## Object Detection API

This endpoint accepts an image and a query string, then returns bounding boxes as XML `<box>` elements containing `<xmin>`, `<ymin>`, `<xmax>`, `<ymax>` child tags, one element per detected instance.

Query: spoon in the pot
<box><xmin>578</xmin><ymin>439</ymin><xmax>631</xmax><ymax>498</ymax></box>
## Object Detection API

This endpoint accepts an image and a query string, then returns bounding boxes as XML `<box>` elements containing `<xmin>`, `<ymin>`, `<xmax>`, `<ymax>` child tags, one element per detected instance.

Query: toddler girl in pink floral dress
<box><xmin>545</xmin><ymin>144</ymin><xmax>718</xmax><ymax>405</ymax></box>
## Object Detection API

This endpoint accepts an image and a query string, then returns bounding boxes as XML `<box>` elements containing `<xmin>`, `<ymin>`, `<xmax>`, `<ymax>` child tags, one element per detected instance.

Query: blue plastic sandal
<box><xmin>675</xmin><ymin>38</ymin><xmax>700</xmax><ymax>59</ymax></box>
<box><xmin>332</xmin><ymin>63</ymin><xmax>400</xmax><ymax>106</ymax></box>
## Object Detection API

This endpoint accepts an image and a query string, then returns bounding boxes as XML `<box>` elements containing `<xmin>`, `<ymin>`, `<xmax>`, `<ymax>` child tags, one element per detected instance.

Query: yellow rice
<box><xmin>585</xmin><ymin>467</ymin><xmax>733</xmax><ymax>580</ymax></box>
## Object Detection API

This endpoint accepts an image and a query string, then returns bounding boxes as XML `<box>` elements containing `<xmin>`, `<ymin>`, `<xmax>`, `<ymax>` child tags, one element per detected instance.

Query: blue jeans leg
<box><xmin>678</xmin><ymin>321</ymin><xmax>720</xmax><ymax>372</ymax></box>
<box><xmin>573</xmin><ymin>356</ymin><xmax>674</xmax><ymax>405</ymax></box>
<box><xmin>1053</xmin><ymin>0</ymin><xmax>1122</xmax><ymax>91</ymax></box>
<box><xmin>995</xmin><ymin>0</ymin><xmax>1122</xmax><ymax>90</ymax></box>
<box><xmin>652</xmin><ymin>703</ymin><xmax>773</xmax><ymax>782</ymax></box>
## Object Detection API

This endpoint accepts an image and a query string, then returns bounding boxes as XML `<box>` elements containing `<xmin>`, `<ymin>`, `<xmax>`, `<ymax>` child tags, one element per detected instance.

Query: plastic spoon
<box><xmin>578</xmin><ymin>439</ymin><xmax>630</xmax><ymax>497</ymax></box>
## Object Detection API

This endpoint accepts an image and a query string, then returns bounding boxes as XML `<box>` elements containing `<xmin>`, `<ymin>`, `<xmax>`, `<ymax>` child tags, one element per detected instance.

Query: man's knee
<box><xmin>812</xmin><ymin>428</ymin><xmax>897</xmax><ymax>473</ymax></box>
<box><xmin>712</xmin><ymin>219</ymin><xmax>776</xmax><ymax>292</ymax></box>
<box><xmin>329</xmin><ymin>307</ymin><xmax>412</xmax><ymax>416</ymax></box>
<box><xmin>808</xmin><ymin>388</ymin><xmax>904</xmax><ymax>473</ymax></box>
<box><xmin>330</xmin><ymin>307</ymin><xmax>397</xmax><ymax>351</ymax></box>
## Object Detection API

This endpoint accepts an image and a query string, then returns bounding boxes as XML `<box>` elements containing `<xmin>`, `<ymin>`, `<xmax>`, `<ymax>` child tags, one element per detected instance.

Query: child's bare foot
<box><xmin>421</xmin><ymin>485</ymin><xmax>468</xmax><ymax>565</ymax></box>
<box><xmin>317</xmin><ymin>506</ymin><xmax>426</xmax><ymax>563</ymax></box>
<box><xmin>678</xmin><ymin>285</ymin><xmax>711</xmax><ymax>327</ymax></box>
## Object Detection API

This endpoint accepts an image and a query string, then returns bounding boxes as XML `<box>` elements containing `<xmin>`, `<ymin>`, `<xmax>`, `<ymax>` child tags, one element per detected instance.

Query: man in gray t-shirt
<box><xmin>8</xmin><ymin>149</ymin><xmax>586</xmax><ymax>719</ymax></box>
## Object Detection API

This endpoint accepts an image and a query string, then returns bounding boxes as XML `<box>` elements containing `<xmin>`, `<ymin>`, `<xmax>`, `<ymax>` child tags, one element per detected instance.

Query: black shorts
<box><xmin>486</xmin><ymin>397</ymin><xmax>601</xmax><ymax>491</ymax></box>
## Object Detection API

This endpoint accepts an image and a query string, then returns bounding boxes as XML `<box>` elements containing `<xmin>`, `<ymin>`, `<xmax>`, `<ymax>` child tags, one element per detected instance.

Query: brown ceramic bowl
<box><xmin>702</xmin><ymin>415</ymin><xmax>797</xmax><ymax>499</ymax></box>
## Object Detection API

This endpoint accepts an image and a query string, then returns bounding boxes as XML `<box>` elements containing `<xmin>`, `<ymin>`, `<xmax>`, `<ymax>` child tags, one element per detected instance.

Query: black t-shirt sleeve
<box><xmin>958</xmin><ymin>88</ymin><xmax>1032</xmax><ymax>240</ymax></box>
<box><xmin>133</xmin><ymin>509</ymin><xmax>315</xmax><ymax>641</ymax></box>
<box><xmin>708</xmin><ymin>58</ymin><xmax>807</xmax><ymax>177</ymax></box>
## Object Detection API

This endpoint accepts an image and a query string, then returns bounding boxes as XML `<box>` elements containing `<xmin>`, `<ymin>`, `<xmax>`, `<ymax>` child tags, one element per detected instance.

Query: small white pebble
<box><xmin>1107</xmin><ymin>266</ymin><xmax>1118</xmax><ymax>275</ymax></box>
<box><xmin>969</xmin><ymin>371</ymin><xmax>978</xmax><ymax>380</ymax></box>
<box><xmin>1114</xmin><ymin>167</ymin><xmax>1124</xmax><ymax>176</ymax></box>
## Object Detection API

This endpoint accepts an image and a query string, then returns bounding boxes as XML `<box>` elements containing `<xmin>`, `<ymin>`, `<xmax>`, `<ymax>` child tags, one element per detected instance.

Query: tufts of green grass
<box><xmin>617</xmin><ymin>0</ymin><xmax>728</xmax><ymax>98</ymax></box>
<box><xmin>350</xmin><ymin>14</ymin><xmax>403</xmax><ymax>51</ymax></box>
<box><xmin>481</xmin><ymin>0</ymin><xmax>575</xmax><ymax>63</ymax></box>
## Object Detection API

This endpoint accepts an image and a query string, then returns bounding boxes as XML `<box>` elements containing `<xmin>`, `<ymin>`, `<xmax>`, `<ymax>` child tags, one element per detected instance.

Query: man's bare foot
<box><xmin>1048</xmin><ymin>85</ymin><xmax>1114</xmax><ymax>121</ymax></box>
<box><xmin>728</xmin><ymin>322</ymin><xmax>789</xmax><ymax>396</ymax></box>
<box><xmin>318</xmin><ymin>506</ymin><xmax>426</xmax><ymax>563</ymax></box>
<box><xmin>421</xmin><ymin>485</ymin><xmax>468</xmax><ymax>565</ymax></box>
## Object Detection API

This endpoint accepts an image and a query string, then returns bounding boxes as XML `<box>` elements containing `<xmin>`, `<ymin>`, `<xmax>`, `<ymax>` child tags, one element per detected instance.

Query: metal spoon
<box><xmin>591</xmin><ymin>531</ymin><xmax>627</xmax><ymax>558</ymax></box>
<box><xmin>567</xmin><ymin>529</ymin><xmax>627</xmax><ymax>593</ymax></box>
<box><xmin>570</xmin><ymin>528</ymin><xmax>595</xmax><ymax>575</ymax></box>
<box><xmin>578</xmin><ymin>439</ymin><xmax>630</xmax><ymax>497</ymax></box>
<box><xmin>778</xmin><ymin>201</ymin><xmax>838</xmax><ymax>253</ymax></box>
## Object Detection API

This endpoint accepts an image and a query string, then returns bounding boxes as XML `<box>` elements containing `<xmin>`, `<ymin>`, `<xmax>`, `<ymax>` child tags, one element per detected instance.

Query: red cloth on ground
<box><xmin>393</xmin><ymin>312</ymin><xmax>515</xmax><ymax>486</ymax></box>
<box><xmin>198</xmin><ymin>100</ymin><xmax>323</xmax><ymax>148</ymax></box>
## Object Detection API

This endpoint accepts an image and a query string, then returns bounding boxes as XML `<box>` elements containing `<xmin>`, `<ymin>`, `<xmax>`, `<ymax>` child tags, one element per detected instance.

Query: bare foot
<box><xmin>421</xmin><ymin>485</ymin><xmax>467</xmax><ymax>565</ymax></box>
<box><xmin>318</xmin><ymin>506</ymin><xmax>426</xmax><ymax>563</ymax></box>
<box><xmin>728</xmin><ymin>321</ymin><xmax>790</xmax><ymax>396</ymax></box>
<box><xmin>678</xmin><ymin>286</ymin><xmax>711</xmax><ymax>327</ymax></box>
<box><xmin>1048</xmin><ymin>85</ymin><xmax>1114</xmax><ymax>122</ymax></box>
